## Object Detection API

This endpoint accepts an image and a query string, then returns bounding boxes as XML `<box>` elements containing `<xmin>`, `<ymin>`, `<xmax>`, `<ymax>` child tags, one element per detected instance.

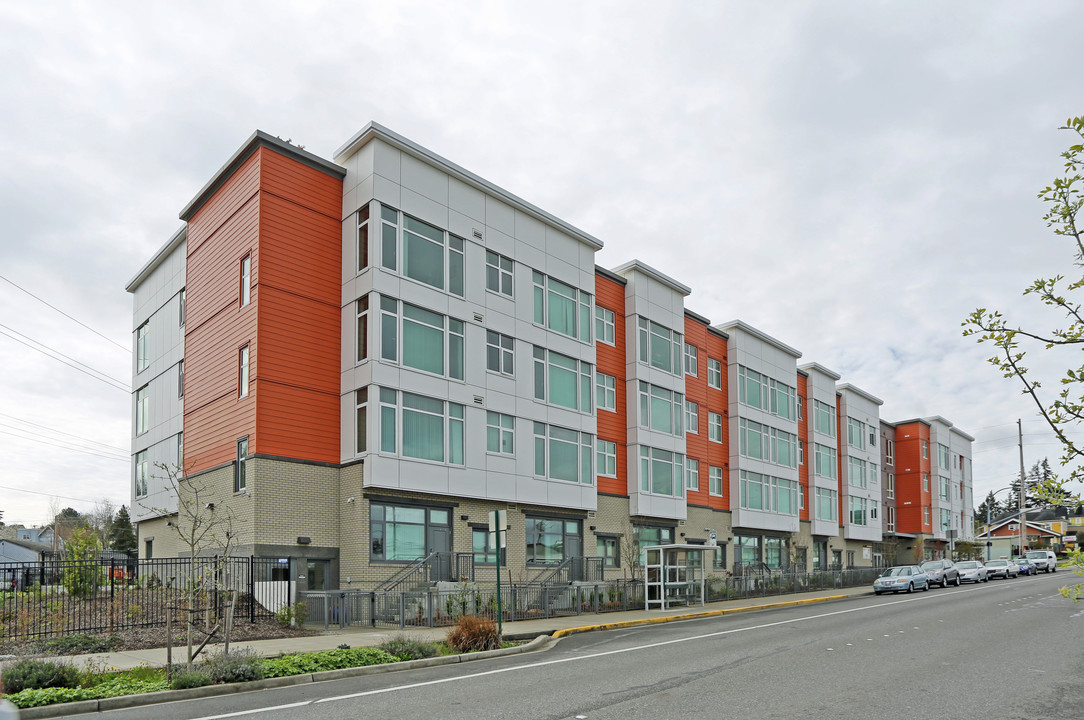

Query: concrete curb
<box><xmin>15</xmin><ymin>634</ymin><xmax>552</xmax><ymax>719</ymax></box>
<box><xmin>551</xmin><ymin>594</ymin><xmax>851</xmax><ymax>638</ymax></box>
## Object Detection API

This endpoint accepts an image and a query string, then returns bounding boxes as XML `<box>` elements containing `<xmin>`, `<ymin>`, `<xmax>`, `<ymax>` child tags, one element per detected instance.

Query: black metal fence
<box><xmin>302</xmin><ymin>567</ymin><xmax>881</xmax><ymax>631</ymax></box>
<box><xmin>0</xmin><ymin>557</ymin><xmax>291</xmax><ymax>642</ymax></box>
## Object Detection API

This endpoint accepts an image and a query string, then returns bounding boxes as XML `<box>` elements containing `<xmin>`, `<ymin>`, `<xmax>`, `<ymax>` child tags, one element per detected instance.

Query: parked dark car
<box><xmin>920</xmin><ymin>559</ymin><xmax>960</xmax><ymax>588</ymax></box>
<box><xmin>1012</xmin><ymin>557</ymin><xmax>1038</xmax><ymax>575</ymax></box>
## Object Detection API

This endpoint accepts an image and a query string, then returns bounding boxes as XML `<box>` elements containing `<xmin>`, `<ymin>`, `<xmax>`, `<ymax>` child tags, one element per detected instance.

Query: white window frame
<box><xmin>380</xmin><ymin>297</ymin><xmax>465</xmax><ymax>381</ymax></box>
<box><xmin>534</xmin><ymin>346</ymin><xmax>593</xmax><ymax>413</ymax></box>
<box><xmin>847</xmin><ymin>417</ymin><xmax>866</xmax><ymax>450</ymax></box>
<box><xmin>485</xmin><ymin>250</ymin><xmax>513</xmax><ymax>297</ymax></box>
<box><xmin>684</xmin><ymin>343</ymin><xmax>698</xmax><ymax>376</ymax></box>
<box><xmin>638</xmin><ymin>381</ymin><xmax>684</xmax><ymax>436</ymax></box>
<box><xmin>685</xmin><ymin>457</ymin><xmax>700</xmax><ymax>491</ymax></box>
<box><xmin>814</xmin><ymin>442</ymin><xmax>837</xmax><ymax>480</ymax></box>
<box><xmin>707</xmin><ymin>358</ymin><xmax>722</xmax><ymax>389</ymax></box>
<box><xmin>378</xmin><ymin>389</ymin><xmax>464</xmax><ymax>465</ymax></box>
<box><xmin>486</xmin><ymin>411</ymin><xmax>515</xmax><ymax>455</ymax></box>
<box><xmin>848</xmin><ymin>457</ymin><xmax>867</xmax><ymax>488</ymax></box>
<box><xmin>597</xmin><ymin>439</ymin><xmax>617</xmax><ymax>478</ymax></box>
<box><xmin>356</xmin><ymin>204</ymin><xmax>370</xmax><ymax>273</ymax></box>
<box><xmin>595</xmin><ymin>306</ymin><xmax>615</xmax><ymax>346</ymax></box>
<box><xmin>638</xmin><ymin>445</ymin><xmax>685</xmax><ymax>498</ymax></box>
<box><xmin>136</xmin><ymin>322</ymin><xmax>149</xmax><ymax>373</ymax></box>
<box><xmin>355</xmin><ymin>387</ymin><xmax>368</xmax><ymax>455</ymax></box>
<box><xmin>240</xmin><ymin>255</ymin><xmax>251</xmax><ymax>307</ymax></box>
<box><xmin>596</xmin><ymin>372</ymin><xmax>616</xmax><ymax>412</ymax></box>
<box><xmin>239</xmin><ymin>345</ymin><xmax>249</xmax><ymax>398</ymax></box>
<box><xmin>709</xmin><ymin>466</ymin><xmax>723</xmax><ymax>496</ymax></box>
<box><xmin>382</xmin><ymin>208</ymin><xmax>465</xmax><ymax>296</ymax></box>
<box><xmin>533</xmin><ymin>270</ymin><xmax>592</xmax><ymax>343</ymax></box>
<box><xmin>814</xmin><ymin>399</ymin><xmax>836</xmax><ymax>437</ymax></box>
<box><xmin>815</xmin><ymin>487</ymin><xmax>837</xmax><ymax>522</ymax></box>
<box><xmin>708</xmin><ymin>411</ymin><xmax>723</xmax><ymax>443</ymax></box>
<box><xmin>486</xmin><ymin>330</ymin><xmax>514</xmax><ymax>376</ymax></box>
<box><xmin>685</xmin><ymin>400</ymin><xmax>699</xmax><ymax>435</ymax></box>
<box><xmin>533</xmin><ymin>422</ymin><xmax>594</xmax><ymax>484</ymax></box>
<box><xmin>134</xmin><ymin>450</ymin><xmax>148</xmax><ymax>497</ymax></box>
<box><xmin>637</xmin><ymin>317</ymin><xmax>682</xmax><ymax>375</ymax></box>
<box><xmin>355</xmin><ymin>296</ymin><xmax>369</xmax><ymax>363</ymax></box>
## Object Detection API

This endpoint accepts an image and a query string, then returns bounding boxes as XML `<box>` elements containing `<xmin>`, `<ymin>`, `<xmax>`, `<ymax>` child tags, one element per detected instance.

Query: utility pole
<box><xmin>1018</xmin><ymin>419</ymin><xmax>1026</xmax><ymax>557</ymax></box>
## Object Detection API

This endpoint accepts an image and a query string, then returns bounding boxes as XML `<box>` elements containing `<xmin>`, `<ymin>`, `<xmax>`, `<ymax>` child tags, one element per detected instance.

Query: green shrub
<box><xmin>378</xmin><ymin>635</ymin><xmax>439</xmax><ymax>661</ymax></box>
<box><xmin>5</xmin><ymin>676</ymin><xmax>169</xmax><ymax>709</ymax></box>
<box><xmin>32</xmin><ymin>633</ymin><xmax>119</xmax><ymax>655</ymax></box>
<box><xmin>203</xmin><ymin>649</ymin><xmax>265</xmax><ymax>684</ymax></box>
<box><xmin>2</xmin><ymin>658</ymin><xmax>80</xmax><ymax>693</ymax></box>
<box><xmin>446</xmin><ymin>615</ymin><xmax>502</xmax><ymax>653</ymax></box>
<box><xmin>261</xmin><ymin>647</ymin><xmax>398</xmax><ymax>678</ymax></box>
<box><xmin>170</xmin><ymin>668</ymin><xmax>213</xmax><ymax>690</ymax></box>
<box><xmin>274</xmin><ymin>601</ymin><xmax>308</xmax><ymax>627</ymax></box>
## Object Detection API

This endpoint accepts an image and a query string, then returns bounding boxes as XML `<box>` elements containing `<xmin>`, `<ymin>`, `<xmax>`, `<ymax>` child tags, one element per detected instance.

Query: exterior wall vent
<box><xmin>472</xmin><ymin>228</ymin><xmax>483</xmax><ymax>239</ymax></box>
<box><xmin>474</xmin><ymin>395</ymin><xmax>484</xmax><ymax>405</ymax></box>
<box><xmin>473</xmin><ymin>312</ymin><xmax>484</xmax><ymax>322</ymax></box>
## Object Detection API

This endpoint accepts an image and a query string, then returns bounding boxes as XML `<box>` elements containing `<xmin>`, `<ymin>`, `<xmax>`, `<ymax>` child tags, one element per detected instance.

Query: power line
<box><xmin>0</xmin><ymin>482</ymin><xmax>102</xmax><ymax>505</ymax></box>
<box><xmin>0</xmin><ymin>429</ymin><xmax>130</xmax><ymax>463</ymax></box>
<box><xmin>0</xmin><ymin>324</ymin><xmax>129</xmax><ymax>391</ymax></box>
<box><xmin>0</xmin><ymin>423</ymin><xmax>129</xmax><ymax>459</ymax></box>
<box><xmin>0</xmin><ymin>412</ymin><xmax>130</xmax><ymax>454</ymax></box>
<box><xmin>0</xmin><ymin>273</ymin><xmax>129</xmax><ymax>351</ymax></box>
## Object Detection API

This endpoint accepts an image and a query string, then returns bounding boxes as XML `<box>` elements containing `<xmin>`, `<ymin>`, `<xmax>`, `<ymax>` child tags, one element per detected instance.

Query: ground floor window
<box><xmin>735</xmin><ymin>534</ymin><xmax>761</xmax><ymax>564</ymax></box>
<box><xmin>472</xmin><ymin>528</ymin><xmax>502</xmax><ymax>565</ymax></box>
<box><xmin>633</xmin><ymin>525</ymin><xmax>675</xmax><ymax>565</ymax></box>
<box><xmin>526</xmin><ymin>517</ymin><xmax>582</xmax><ymax>564</ymax></box>
<box><xmin>596</xmin><ymin>536</ymin><xmax>620</xmax><ymax>567</ymax></box>
<box><xmin>813</xmin><ymin>540</ymin><xmax>828</xmax><ymax>570</ymax></box>
<box><xmin>370</xmin><ymin>502</ymin><xmax>451</xmax><ymax>562</ymax></box>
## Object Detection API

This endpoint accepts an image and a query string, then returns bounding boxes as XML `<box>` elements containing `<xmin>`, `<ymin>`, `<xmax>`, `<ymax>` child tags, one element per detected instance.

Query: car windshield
<box><xmin>881</xmin><ymin>567</ymin><xmax>911</xmax><ymax>577</ymax></box>
<box><xmin>988</xmin><ymin>561</ymin><xmax>1005</xmax><ymax>566</ymax></box>
<box><xmin>1025</xmin><ymin>552</ymin><xmax>1045</xmax><ymax>559</ymax></box>
<box><xmin>920</xmin><ymin>561</ymin><xmax>941</xmax><ymax>569</ymax></box>
<box><xmin>957</xmin><ymin>562</ymin><xmax>980</xmax><ymax>569</ymax></box>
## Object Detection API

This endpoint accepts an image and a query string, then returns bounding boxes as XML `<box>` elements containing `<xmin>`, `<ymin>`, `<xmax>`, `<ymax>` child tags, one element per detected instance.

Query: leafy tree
<box><xmin>62</xmin><ymin>526</ymin><xmax>102</xmax><ymax>599</ymax></box>
<box><xmin>963</xmin><ymin>115</ymin><xmax>1084</xmax><ymax>601</ymax></box>
<box><xmin>107</xmin><ymin>505</ymin><xmax>137</xmax><ymax>556</ymax></box>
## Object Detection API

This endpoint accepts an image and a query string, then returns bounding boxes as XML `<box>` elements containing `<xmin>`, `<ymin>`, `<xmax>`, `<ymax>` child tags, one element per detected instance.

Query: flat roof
<box><xmin>714</xmin><ymin>319</ymin><xmax>802</xmax><ymax>359</ymax></box>
<box><xmin>837</xmin><ymin>382</ymin><xmax>884</xmax><ymax>406</ymax></box>
<box><xmin>335</xmin><ymin>122</ymin><xmax>604</xmax><ymax>251</ymax></box>
<box><xmin>798</xmin><ymin>362</ymin><xmax>840</xmax><ymax>381</ymax></box>
<box><xmin>611</xmin><ymin>259</ymin><xmax>692</xmax><ymax>295</ymax></box>
<box><xmin>125</xmin><ymin>226</ymin><xmax>185</xmax><ymax>293</ymax></box>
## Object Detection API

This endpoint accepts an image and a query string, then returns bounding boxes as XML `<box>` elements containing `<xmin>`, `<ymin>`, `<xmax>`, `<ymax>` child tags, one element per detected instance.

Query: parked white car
<box><xmin>956</xmin><ymin>560</ymin><xmax>989</xmax><ymax>583</ymax></box>
<box><xmin>985</xmin><ymin>559</ymin><xmax>1018</xmax><ymax>579</ymax></box>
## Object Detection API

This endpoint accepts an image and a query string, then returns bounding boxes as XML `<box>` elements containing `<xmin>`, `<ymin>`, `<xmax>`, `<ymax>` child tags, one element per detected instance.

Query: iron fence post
<box><xmin>249</xmin><ymin>556</ymin><xmax>256</xmax><ymax>624</ymax></box>
<box><xmin>398</xmin><ymin>592</ymin><xmax>405</xmax><ymax>630</ymax></box>
<box><xmin>369</xmin><ymin>591</ymin><xmax>376</xmax><ymax>627</ymax></box>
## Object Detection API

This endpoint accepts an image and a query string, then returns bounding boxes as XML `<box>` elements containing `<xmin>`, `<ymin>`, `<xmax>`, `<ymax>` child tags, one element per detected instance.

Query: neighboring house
<box><xmin>975</xmin><ymin>519</ymin><xmax>1060</xmax><ymax>558</ymax></box>
<box><xmin>126</xmin><ymin>123</ymin><xmax>975</xmax><ymax>590</ymax></box>
<box><xmin>16</xmin><ymin>526</ymin><xmax>58</xmax><ymax>549</ymax></box>
<box><xmin>0</xmin><ymin>538</ymin><xmax>54</xmax><ymax>590</ymax></box>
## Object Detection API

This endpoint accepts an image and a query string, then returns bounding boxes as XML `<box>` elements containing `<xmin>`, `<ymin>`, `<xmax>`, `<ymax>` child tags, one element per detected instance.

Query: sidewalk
<box><xmin>62</xmin><ymin>584</ymin><xmax>872</xmax><ymax>671</ymax></box>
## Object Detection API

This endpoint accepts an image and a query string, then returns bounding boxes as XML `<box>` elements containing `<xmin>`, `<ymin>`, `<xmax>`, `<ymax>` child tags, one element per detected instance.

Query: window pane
<box><xmin>549</xmin><ymin>427</ymin><xmax>579</xmax><ymax>482</ymax></box>
<box><xmin>403</xmin><ymin>229</ymin><xmax>444</xmax><ymax>289</ymax></box>
<box><xmin>548</xmin><ymin>353</ymin><xmax>578</xmax><ymax>409</ymax></box>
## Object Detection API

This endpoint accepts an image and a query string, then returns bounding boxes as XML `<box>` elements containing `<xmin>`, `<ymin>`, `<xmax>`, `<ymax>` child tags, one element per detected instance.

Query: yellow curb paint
<box><xmin>551</xmin><ymin>595</ymin><xmax>849</xmax><ymax>638</ymax></box>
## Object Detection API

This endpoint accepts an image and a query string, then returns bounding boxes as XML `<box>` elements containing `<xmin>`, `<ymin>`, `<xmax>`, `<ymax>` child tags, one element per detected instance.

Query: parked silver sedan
<box><xmin>985</xmin><ymin>559</ymin><xmax>1018</xmax><ymax>579</ymax></box>
<box><xmin>956</xmin><ymin>560</ymin><xmax>989</xmax><ymax>583</ymax></box>
<box><xmin>873</xmin><ymin>565</ymin><xmax>931</xmax><ymax>595</ymax></box>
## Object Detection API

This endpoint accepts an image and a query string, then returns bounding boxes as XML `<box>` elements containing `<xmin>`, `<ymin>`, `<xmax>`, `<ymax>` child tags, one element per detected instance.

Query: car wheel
<box><xmin>922</xmin><ymin>582</ymin><xmax>929</xmax><ymax>592</ymax></box>
<box><xmin>954</xmin><ymin>576</ymin><xmax>961</xmax><ymax>586</ymax></box>
<box><xmin>906</xmin><ymin>582</ymin><xmax>914</xmax><ymax>594</ymax></box>
<box><xmin>875</xmin><ymin>591</ymin><xmax>882</xmax><ymax>595</ymax></box>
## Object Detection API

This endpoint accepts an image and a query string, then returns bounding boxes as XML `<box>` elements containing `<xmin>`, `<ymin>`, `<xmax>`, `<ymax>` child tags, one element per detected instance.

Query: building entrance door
<box><xmin>427</xmin><ymin>526</ymin><xmax>452</xmax><ymax>581</ymax></box>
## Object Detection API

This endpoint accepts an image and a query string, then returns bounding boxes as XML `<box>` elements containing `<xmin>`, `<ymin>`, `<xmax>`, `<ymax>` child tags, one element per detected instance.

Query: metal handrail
<box><xmin>373</xmin><ymin>554</ymin><xmax>430</xmax><ymax>593</ymax></box>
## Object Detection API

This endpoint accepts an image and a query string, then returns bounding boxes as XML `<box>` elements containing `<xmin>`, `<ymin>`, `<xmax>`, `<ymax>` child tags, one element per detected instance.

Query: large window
<box><xmin>534</xmin><ymin>422</ymin><xmax>593</xmax><ymax>484</ymax></box>
<box><xmin>595</xmin><ymin>306</ymin><xmax>615</xmax><ymax>345</ymax></box>
<box><xmin>134</xmin><ymin>450</ymin><xmax>148</xmax><ymax>497</ymax></box>
<box><xmin>379</xmin><ymin>390</ymin><xmax>464</xmax><ymax>464</ymax></box>
<box><xmin>739</xmin><ymin>366</ymin><xmax>794</xmax><ymax>418</ymax></box>
<box><xmin>136</xmin><ymin>322</ymin><xmax>149</xmax><ymax>372</ymax></box>
<box><xmin>637</xmin><ymin>318</ymin><xmax>682</xmax><ymax>374</ymax></box>
<box><xmin>472</xmin><ymin>528</ymin><xmax>501</xmax><ymax>565</ymax></box>
<box><xmin>939</xmin><ymin>509</ymin><xmax>951</xmax><ymax>532</ymax></box>
<box><xmin>638</xmin><ymin>382</ymin><xmax>684</xmax><ymax>436</ymax></box>
<box><xmin>380</xmin><ymin>298</ymin><xmax>464</xmax><ymax>380</ymax></box>
<box><xmin>939</xmin><ymin>475</ymin><xmax>950</xmax><ymax>501</ymax></box>
<box><xmin>739</xmin><ymin>470</ymin><xmax>797</xmax><ymax>514</ymax></box>
<box><xmin>356</xmin><ymin>204</ymin><xmax>370</xmax><ymax>272</ymax></box>
<box><xmin>526</xmin><ymin>517</ymin><xmax>582</xmax><ymax>565</ymax></box>
<box><xmin>235</xmin><ymin>437</ymin><xmax>248</xmax><ymax>492</ymax></box>
<box><xmin>848</xmin><ymin>457</ymin><xmax>868</xmax><ymax>488</ymax></box>
<box><xmin>486</xmin><ymin>331</ymin><xmax>514</xmax><ymax>376</ymax></box>
<box><xmin>596</xmin><ymin>373</ymin><xmax>616</xmax><ymax>412</ymax></box>
<box><xmin>534</xmin><ymin>347</ymin><xmax>592</xmax><ymax>412</ymax></box>
<box><xmin>684</xmin><ymin>343</ymin><xmax>698</xmax><ymax>376</ymax></box>
<box><xmin>486</xmin><ymin>411</ymin><xmax>514</xmax><ymax>455</ymax></box>
<box><xmin>739</xmin><ymin>419</ymin><xmax>797</xmax><ymax>468</ymax></box>
<box><xmin>597</xmin><ymin>536</ymin><xmax>619</xmax><ymax>567</ymax></box>
<box><xmin>850</xmin><ymin>496</ymin><xmax>868</xmax><ymax>526</ymax></box>
<box><xmin>815</xmin><ymin>488</ymin><xmax>837</xmax><ymax>522</ymax></box>
<box><xmin>813</xmin><ymin>399</ymin><xmax>835</xmax><ymax>437</ymax></box>
<box><xmin>533</xmin><ymin>271</ymin><xmax>591</xmax><ymax>342</ymax></box>
<box><xmin>938</xmin><ymin>443</ymin><xmax>950</xmax><ymax>470</ymax></box>
<box><xmin>707</xmin><ymin>358</ymin><xmax>722</xmax><ymax>389</ymax></box>
<box><xmin>239</xmin><ymin>345</ymin><xmax>249</xmax><ymax>397</ymax></box>
<box><xmin>708</xmin><ymin>411</ymin><xmax>723</xmax><ymax>443</ymax></box>
<box><xmin>814</xmin><ymin>443</ymin><xmax>837</xmax><ymax>479</ymax></box>
<box><xmin>135</xmin><ymin>385</ymin><xmax>149</xmax><ymax>435</ymax></box>
<box><xmin>847</xmin><ymin>418</ymin><xmax>866</xmax><ymax>450</ymax></box>
<box><xmin>685</xmin><ymin>458</ymin><xmax>700</xmax><ymax>491</ymax></box>
<box><xmin>380</xmin><ymin>209</ymin><xmax>464</xmax><ymax>295</ymax></box>
<box><xmin>597</xmin><ymin>439</ymin><xmax>617</xmax><ymax>478</ymax></box>
<box><xmin>709</xmin><ymin>466</ymin><xmax>723</xmax><ymax>496</ymax></box>
<box><xmin>356</xmin><ymin>296</ymin><xmax>369</xmax><ymax>362</ymax></box>
<box><xmin>370</xmin><ymin>503</ymin><xmax>450</xmax><ymax>562</ymax></box>
<box><xmin>639</xmin><ymin>446</ymin><xmax>685</xmax><ymax>497</ymax></box>
<box><xmin>634</xmin><ymin>525</ymin><xmax>675</xmax><ymax>565</ymax></box>
<box><xmin>485</xmin><ymin>250</ymin><xmax>513</xmax><ymax>297</ymax></box>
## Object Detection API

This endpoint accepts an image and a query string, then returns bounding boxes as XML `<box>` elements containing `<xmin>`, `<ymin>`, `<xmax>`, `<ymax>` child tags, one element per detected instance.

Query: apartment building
<box><xmin>127</xmin><ymin>122</ymin><xmax>973</xmax><ymax>588</ymax></box>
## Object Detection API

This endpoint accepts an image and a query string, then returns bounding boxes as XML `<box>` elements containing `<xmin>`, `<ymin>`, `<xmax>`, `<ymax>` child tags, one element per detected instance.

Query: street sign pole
<box><xmin>489</xmin><ymin>509</ymin><xmax>507</xmax><ymax>634</ymax></box>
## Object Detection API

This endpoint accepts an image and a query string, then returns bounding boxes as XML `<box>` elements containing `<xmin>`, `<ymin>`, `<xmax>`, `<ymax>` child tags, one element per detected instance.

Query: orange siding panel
<box><xmin>595</xmin><ymin>273</ymin><xmax>627</xmax><ymax>497</ymax></box>
<box><xmin>797</xmin><ymin>373</ymin><xmax>810</xmax><ymax>521</ymax></box>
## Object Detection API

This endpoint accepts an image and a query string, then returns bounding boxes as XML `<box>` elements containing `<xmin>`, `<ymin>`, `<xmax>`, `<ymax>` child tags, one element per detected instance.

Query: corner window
<box><xmin>814</xmin><ymin>400</ymin><xmax>836</xmax><ymax>437</ymax></box>
<box><xmin>637</xmin><ymin>317</ymin><xmax>682</xmax><ymax>375</ymax></box>
<box><xmin>356</xmin><ymin>296</ymin><xmax>369</xmax><ymax>363</ymax></box>
<box><xmin>380</xmin><ymin>298</ymin><xmax>464</xmax><ymax>380</ymax></box>
<box><xmin>239</xmin><ymin>345</ymin><xmax>249</xmax><ymax>398</ymax></box>
<box><xmin>486</xmin><ymin>411</ymin><xmax>515</xmax><ymax>455</ymax></box>
<box><xmin>357</xmin><ymin>204</ymin><xmax>370</xmax><ymax>273</ymax></box>
<box><xmin>378</xmin><ymin>389</ymin><xmax>463</xmax><ymax>465</ymax></box>
<box><xmin>135</xmin><ymin>385</ymin><xmax>149</xmax><ymax>435</ymax></box>
<box><xmin>355</xmin><ymin>387</ymin><xmax>368</xmax><ymax>454</ymax></box>
<box><xmin>707</xmin><ymin>358</ymin><xmax>722</xmax><ymax>390</ymax></box>
<box><xmin>178</xmin><ymin>289</ymin><xmax>186</xmax><ymax>327</ymax></box>
<box><xmin>134</xmin><ymin>450</ymin><xmax>148</xmax><ymax>497</ymax></box>
<box><xmin>595</xmin><ymin>306</ymin><xmax>615</xmax><ymax>345</ymax></box>
<box><xmin>136</xmin><ymin>322</ymin><xmax>149</xmax><ymax>372</ymax></box>
<box><xmin>597</xmin><ymin>439</ymin><xmax>617</xmax><ymax>478</ymax></box>
<box><xmin>235</xmin><ymin>436</ymin><xmax>248</xmax><ymax>492</ymax></box>
<box><xmin>638</xmin><ymin>381</ymin><xmax>684</xmax><ymax>436</ymax></box>
<box><xmin>850</xmin><ymin>496</ymin><xmax>868</xmax><ymax>526</ymax></box>
<box><xmin>240</xmin><ymin>255</ymin><xmax>251</xmax><ymax>307</ymax></box>
<box><xmin>814</xmin><ymin>443</ymin><xmax>837</xmax><ymax>479</ymax></box>
<box><xmin>533</xmin><ymin>422</ymin><xmax>593</xmax><ymax>484</ymax></box>
<box><xmin>740</xmin><ymin>470</ymin><xmax>797</xmax><ymax>515</ymax></box>
<box><xmin>815</xmin><ymin>488</ymin><xmax>837</xmax><ymax>521</ymax></box>
<box><xmin>848</xmin><ymin>457</ymin><xmax>868</xmax><ymax>488</ymax></box>
<box><xmin>533</xmin><ymin>271</ymin><xmax>592</xmax><ymax>342</ymax></box>
<box><xmin>847</xmin><ymin>418</ymin><xmax>866</xmax><ymax>450</ymax></box>
<box><xmin>534</xmin><ymin>347</ymin><xmax>592</xmax><ymax>413</ymax></box>
<box><xmin>485</xmin><ymin>250</ymin><xmax>513</xmax><ymax>297</ymax></box>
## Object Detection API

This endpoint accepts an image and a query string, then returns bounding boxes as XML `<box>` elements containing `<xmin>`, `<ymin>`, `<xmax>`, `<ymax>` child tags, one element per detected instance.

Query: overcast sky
<box><xmin>2</xmin><ymin>1</ymin><xmax>1082</xmax><ymax>526</ymax></box>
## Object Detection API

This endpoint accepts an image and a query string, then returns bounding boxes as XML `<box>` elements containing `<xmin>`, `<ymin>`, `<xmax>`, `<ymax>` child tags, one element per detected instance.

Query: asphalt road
<box><xmin>72</xmin><ymin>571</ymin><xmax>1082</xmax><ymax>720</ymax></box>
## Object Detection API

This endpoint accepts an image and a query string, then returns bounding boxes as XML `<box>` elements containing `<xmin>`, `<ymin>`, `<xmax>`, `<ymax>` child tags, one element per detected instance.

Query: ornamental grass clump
<box><xmin>1</xmin><ymin>658</ymin><xmax>80</xmax><ymax>693</ymax></box>
<box><xmin>446</xmin><ymin>615</ymin><xmax>502</xmax><ymax>653</ymax></box>
<box><xmin>203</xmin><ymin>649</ymin><xmax>265</xmax><ymax>684</ymax></box>
<box><xmin>378</xmin><ymin>635</ymin><xmax>440</xmax><ymax>661</ymax></box>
